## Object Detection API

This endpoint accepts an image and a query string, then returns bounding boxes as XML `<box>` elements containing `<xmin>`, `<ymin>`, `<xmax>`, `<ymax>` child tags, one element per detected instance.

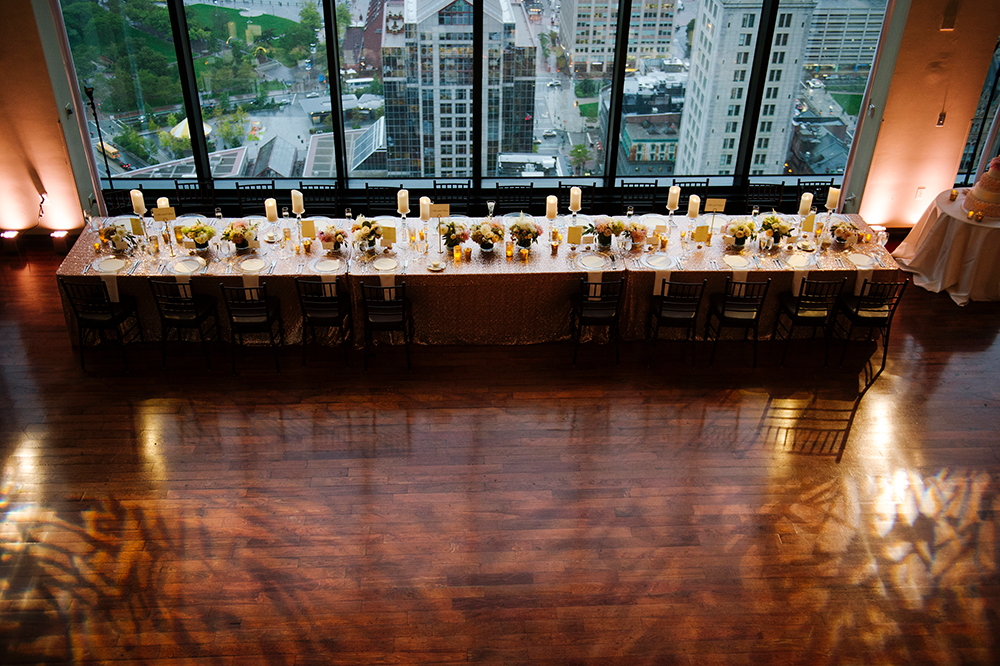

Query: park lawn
<box><xmin>145</xmin><ymin>34</ymin><xmax>177</xmax><ymax>59</ymax></box>
<box><xmin>186</xmin><ymin>3</ymin><xmax>299</xmax><ymax>35</ymax></box>
<box><xmin>830</xmin><ymin>92</ymin><xmax>863</xmax><ymax>116</ymax></box>
<box><xmin>579</xmin><ymin>102</ymin><xmax>599</xmax><ymax>118</ymax></box>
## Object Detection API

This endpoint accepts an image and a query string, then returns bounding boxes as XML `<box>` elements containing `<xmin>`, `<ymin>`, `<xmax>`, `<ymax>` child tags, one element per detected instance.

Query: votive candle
<box><xmin>798</xmin><ymin>192</ymin><xmax>813</xmax><ymax>216</ymax></box>
<box><xmin>419</xmin><ymin>196</ymin><xmax>431</xmax><ymax>221</ymax></box>
<box><xmin>826</xmin><ymin>187</ymin><xmax>840</xmax><ymax>210</ymax></box>
<box><xmin>463</xmin><ymin>247</ymin><xmax>472</xmax><ymax>262</ymax></box>
<box><xmin>157</xmin><ymin>197</ymin><xmax>170</xmax><ymax>209</ymax></box>
<box><xmin>667</xmin><ymin>186</ymin><xmax>680</xmax><ymax>210</ymax></box>
<box><xmin>687</xmin><ymin>195</ymin><xmax>700</xmax><ymax>218</ymax></box>
<box><xmin>130</xmin><ymin>189</ymin><xmax>146</xmax><ymax>216</ymax></box>
<box><xmin>454</xmin><ymin>245</ymin><xmax>462</xmax><ymax>262</ymax></box>
<box><xmin>520</xmin><ymin>247</ymin><xmax>529</xmax><ymax>260</ymax></box>
<box><xmin>264</xmin><ymin>198</ymin><xmax>278</xmax><ymax>222</ymax></box>
<box><xmin>397</xmin><ymin>189</ymin><xmax>410</xmax><ymax>215</ymax></box>
<box><xmin>546</xmin><ymin>195</ymin><xmax>558</xmax><ymax>220</ymax></box>
<box><xmin>551</xmin><ymin>241</ymin><xmax>559</xmax><ymax>254</ymax></box>
<box><xmin>569</xmin><ymin>187</ymin><xmax>582</xmax><ymax>212</ymax></box>
<box><xmin>505</xmin><ymin>241</ymin><xmax>514</xmax><ymax>258</ymax></box>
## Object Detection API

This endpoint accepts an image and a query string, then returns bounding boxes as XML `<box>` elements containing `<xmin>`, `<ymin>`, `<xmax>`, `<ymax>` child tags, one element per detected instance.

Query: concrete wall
<box><xmin>859</xmin><ymin>0</ymin><xmax>1000</xmax><ymax>228</ymax></box>
<box><xmin>0</xmin><ymin>0</ymin><xmax>85</xmax><ymax>232</ymax></box>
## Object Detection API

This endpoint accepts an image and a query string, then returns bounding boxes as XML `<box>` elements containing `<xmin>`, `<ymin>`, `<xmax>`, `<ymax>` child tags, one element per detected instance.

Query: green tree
<box><xmin>336</xmin><ymin>2</ymin><xmax>353</xmax><ymax>39</ymax></box>
<box><xmin>570</xmin><ymin>144</ymin><xmax>592</xmax><ymax>175</ymax></box>
<box><xmin>575</xmin><ymin>78</ymin><xmax>597</xmax><ymax>98</ymax></box>
<box><xmin>114</xmin><ymin>125</ymin><xmax>151</xmax><ymax>162</ymax></box>
<box><xmin>301</xmin><ymin>3</ymin><xmax>323</xmax><ymax>34</ymax></box>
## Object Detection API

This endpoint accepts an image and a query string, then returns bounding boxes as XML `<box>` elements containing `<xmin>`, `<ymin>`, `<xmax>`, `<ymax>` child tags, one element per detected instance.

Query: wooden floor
<box><xmin>2</xmin><ymin>249</ymin><xmax>999</xmax><ymax>665</ymax></box>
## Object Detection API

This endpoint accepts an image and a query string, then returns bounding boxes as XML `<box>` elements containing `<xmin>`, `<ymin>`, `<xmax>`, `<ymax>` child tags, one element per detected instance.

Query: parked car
<box><xmin>542</xmin><ymin>129</ymin><xmax>558</xmax><ymax>138</ymax></box>
<box><xmin>547</xmin><ymin>80</ymin><xmax>561</xmax><ymax>88</ymax></box>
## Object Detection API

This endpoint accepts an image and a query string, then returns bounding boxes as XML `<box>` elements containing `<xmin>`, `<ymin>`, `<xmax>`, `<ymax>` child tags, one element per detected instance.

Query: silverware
<box><xmin>610</xmin><ymin>255</ymin><xmax>616</xmax><ymax>268</ymax></box>
<box><xmin>875</xmin><ymin>255</ymin><xmax>885</xmax><ymax>268</ymax></box>
<box><xmin>226</xmin><ymin>264</ymin><xmax>233</xmax><ymax>274</ymax></box>
<box><xmin>297</xmin><ymin>263</ymin><xmax>304</xmax><ymax>273</ymax></box>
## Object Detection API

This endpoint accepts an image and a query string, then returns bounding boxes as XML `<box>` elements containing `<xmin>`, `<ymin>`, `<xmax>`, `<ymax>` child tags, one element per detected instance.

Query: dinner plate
<box><xmin>108</xmin><ymin>215</ymin><xmax>139</xmax><ymax>227</ymax></box>
<box><xmin>575</xmin><ymin>253</ymin><xmax>611</xmax><ymax>270</ymax></box>
<box><xmin>786</xmin><ymin>254</ymin><xmax>812</xmax><ymax>269</ymax></box>
<box><xmin>642</xmin><ymin>254</ymin><xmax>675</xmax><ymax>269</ymax></box>
<box><xmin>639</xmin><ymin>214</ymin><xmax>670</xmax><ymax>228</ymax></box>
<box><xmin>311</xmin><ymin>257</ymin><xmax>341</xmax><ymax>273</ymax></box>
<box><xmin>169</xmin><ymin>256</ymin><xmax>206</xmax><ymax>275</ymax></box>
<box><xmin>847</xmin><ymin>253</ymin><xmax>874</xmax><ymax>268</ymax></box>
<box><xmin>723</xmin><ymin>255</ymin><xmax>749</xmax><ymax>269</ymax></box>
<box><xmin>94</xmin><ymin>257</ymin><xmax>126</xmax><ymax>273</ymax></box>
<box><xmin>239</xmin><ymin>257</ymin><xmax>268</xmax><ymax>273</ymax></box>
<box><xmin>373</xmin><ymin>257</ymin><xmax>398</xmax><ymax>271</ymax></box>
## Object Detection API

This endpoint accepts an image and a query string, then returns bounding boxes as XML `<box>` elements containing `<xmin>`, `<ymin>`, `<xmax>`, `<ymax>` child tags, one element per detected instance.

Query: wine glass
<box><xmin>487</xmin><ymin>200</ymin><xmax>495</xmax><ymax>218</ymax></box>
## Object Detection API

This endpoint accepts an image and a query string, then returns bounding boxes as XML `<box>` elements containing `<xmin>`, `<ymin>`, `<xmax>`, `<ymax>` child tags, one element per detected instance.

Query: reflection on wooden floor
<box><xmin>1</xmin><ymin>251</ymin><xmax>999</xmax><ymax>665</ymax></box>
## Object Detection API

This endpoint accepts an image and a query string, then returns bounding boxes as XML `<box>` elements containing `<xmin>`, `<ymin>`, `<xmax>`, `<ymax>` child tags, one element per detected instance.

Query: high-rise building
<box><xmin>677</xmin><ymin>0</ymin><xmax>817</xmax><ymax>176</ymax></box>
<box><xmin>381</xmin><ymin>0</ymin><xmax>537</xmax><ymax>178</ymax></box>
<box><xmin>559</xmin><ymin>0</ymin><xmax>676</xmax><ymax>75</ymax></box>
<box><xmin>804</xmin><ymin>0</ymin><xmax>887</xmax><ymax>73</ymax></box>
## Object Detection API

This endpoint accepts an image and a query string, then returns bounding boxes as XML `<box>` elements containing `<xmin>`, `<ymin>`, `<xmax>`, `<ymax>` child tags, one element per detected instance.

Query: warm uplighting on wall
<box><xmin>50</xmin><ymin>229</ymin><xmax>69</xmax><ymax>253</ymax></box>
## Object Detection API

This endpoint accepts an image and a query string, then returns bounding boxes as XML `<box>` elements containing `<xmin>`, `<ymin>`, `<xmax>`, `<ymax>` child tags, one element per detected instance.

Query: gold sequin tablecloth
<box><xmin>56</xmin><ymin>215</ymin><xmax>900</xmax><ymax>347</ymax></box>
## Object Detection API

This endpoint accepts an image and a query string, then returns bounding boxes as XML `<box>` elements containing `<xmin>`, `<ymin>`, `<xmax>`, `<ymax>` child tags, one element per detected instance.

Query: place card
<box><xmin>183</xmin><ymin>239</ymin><xmax>195</xmax><ymax>249</ymax></box>
<box><xmin>704</xmin><ymin>198</ymin><xmax>726</xmax><ymax>213</ymax></box>
<box><xmin>301</xmin><ymin>219</ymin><xmax>316</xmax><ymax>238</ymax></box>
<box><xmin>429</xmin><ymin>204</ymin><xmax>450</xmax><ymax>218</ymax></box>
<box><xmin>582</xmin><ymin>234</ymin><xmax>595</xmax><ymax>244</ymax></box>
<box><xmin>802</xmin><ymin>212</ymin><xmax>816</xmax><ymax>232</ymax></box>
<box><xmin>152</xmin><ymin>207</ymin><xmax>176</xmax><ymax>223</ymax></box>
<box><xmin>567</xmin><ymin>225</ymin><xmax>583</xmax><ymax>244</ymax></box>
<box><xmin>694</xmin><ymin>225</ymin><xmax>709</xmax><ymax>242</ymax></box>
<box><xmin>382</xmin><ymin>225</ymin><xmax>397</xmax><ymax>244</ymax></box>
<box><xmin>653</xmin><ymin>224</ymin><xmax>667</xmax><ymax>236</ymax></box>
<box><xmin>247</xmin><ymin>240</ymin><xmax>260</xmax><ymax>249</ymax></box>
<box><xmin>129</xmin><ymin>217</ymin><xmax>144</xmax><ymax>235</ymax></box>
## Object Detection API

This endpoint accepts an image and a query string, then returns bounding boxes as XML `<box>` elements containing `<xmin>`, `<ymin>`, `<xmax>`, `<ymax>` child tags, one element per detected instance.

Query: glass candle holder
<box><xmin>463</xmin><ymin>247</ymin><xmax>472</xmax><ymax>262</ymax></box>
<box><xmin>454</xmin><ymin>245</ymin><xmax>462</xmax><ymax>262</ymax></box>
<box><xmin>505</xmin><ymin>241</ymin><xmax>514</xmax><ymax>258</ymax></box>
<box><xmin>520</xmin><ymin>247</ymin><xmax>529</xmax><ymax>260</ymax></box>
<box><xmin>551</xmin><ymin>241</ymin><xmax>559</xmax><ymax>255</ymax></box>
<box><xmin>949</xmin><ymin>189</ymin><xmax>958</xmax><ymax>201</ymax></box>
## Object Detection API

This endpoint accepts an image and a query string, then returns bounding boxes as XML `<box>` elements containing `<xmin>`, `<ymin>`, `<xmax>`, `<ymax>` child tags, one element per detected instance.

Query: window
<box><xmin>762</xmin><ymin>104</ymin><xmax>775</xmax><ymax>116</ymax></box>
<box><xmin>759</xmin><ymin>121</ymin><xmax>772</xmax><ymax>133</ymax></box>
<box><xmin>726</xmin><ymin>122</ymin><xmax>739</xmax><ymax>133</ymax></box>
<box><xmin>733</xmin><ymin>70</ymin><xmax>746</xmax><ymax>82</ymax></box>
<box><xmin>727</xmin><ymin>105</ymin><xmax>741</xmax><ymax>117</ymax></box>
<box><xmin>739</xmin><ymin>33</ymin><xmax>752</xmax><ymax>46</ymax></box>
<box><xmin>720</xmin><ymin>154</ymin><xmax>733</xmax><ymax>166</ymax></box>
<box><xmin>736</xmin><ymin>52</ymin><xmax>749</xmax><ymax>64</ymax></box>
<box><xmin>778</xmin><ymin>13</ymin><xmax>792</xmax><ymax>28</ymax></box>
<box><xmin>775</xmin><ymin>33</ymin><xmax>788</xmax><ymax>46</ymax></box>
<box><xmin>753</xmin><ymin>154</ymin><xmax>766</xmax><ymax>165</ymax></box>
<box><xmin>723</xmin><ymin>138</ymin><xmax>735</xmax><ymax>149</ymax></box>
<box><xmin>771</xmin><ymin>51</ymin><xmax>785</xmax><ymax>64</ymax></box>
<box><xmin>768</xmin><ymin>70</ymin><xmax>782</xmax><ymax>82</ymax></box>
<box><xmin>757</xmin><ymin>138</ymin><xmax>769</xmax><ymax>149</ymax></box>
<box><xmin>730</xmin><ymin>88</ymin><xmax>743</xmax><ymax>99</ymax></box>
<box><xmin>765</xmin><ymin>87</ymin><xmax>778</xmax><ymax>99</ymax></box>
<box><xmin>741</xmin><ymin>13</ymin><xmax>755</xmax><ymax>28</ymax></box>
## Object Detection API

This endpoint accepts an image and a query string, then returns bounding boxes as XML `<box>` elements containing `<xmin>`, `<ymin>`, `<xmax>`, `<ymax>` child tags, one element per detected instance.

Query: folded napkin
<box><xmin>587</xmin><ymin>271</ymin><xmax>602</xmax><ymax>300</ymax></box>
<box><xmin>242</xmin><ymin>273</ymin><xmax>259</xmax><ymax>288</ymax></box>
<box><xmin>854</xmin><ymin>268</ymin><xmax>873</xmax><ymax>296</ymax></box>
<box><xmin>321</xmin><ymin>272</ymin><xmax>336</xmax><ymax>283</ymax></box>
<box><xmin>791</xmin><ymin>270</ymin><xmax>809</xmax><ymax>297</ymax></box>
<box><xmin>379</xmin><ymin>271</ymin><xmax>395</xmax><ymax>300</ymax></box>
<box><xmin>99</xmin><ymin>273</ymin><xmax>120</xmax><ymax>303</ymax></box>
<box><xmin>653</xmin><ymin>270</ymin><xmax>671</xmax><ymax>296</ymax></box>
<box><xmin>174</xmin><ymin>274</ymin><xmax>192</xmax><ymax>298</ymax></box>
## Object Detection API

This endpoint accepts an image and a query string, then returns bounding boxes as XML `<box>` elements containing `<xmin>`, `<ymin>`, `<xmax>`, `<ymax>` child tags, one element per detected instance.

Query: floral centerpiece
<box><xmin>509</xmin><ymin>213</ymin><xmax>544</xmax><ymax>248</ymax></box>
<box><xmin>221</xmin><ymin>219</ymin><xmax>257</xmax><ymax>249</ymax></box>
<box><xmin>586</xmin><ymin>216</ymin><xmax>624</xmax><ymax>247</ymax></box>
<box><xmin>624</xmin><ymin>219</ymin><xmax>648</xmax><ymax>247</ymax></box>
<box><xmin>352</xmin><ymin>215</ymin><xmax>382</xmax><ymax>249</ymax></box>
<box><xmin>318</xmin><ymin>224</ymin><xmax>347</xmax><ymax>250</ymax></box>
<box><xmin>471</xmin><ymin>219</ymin><xmax>504</xmax><ymax>251</ymax></box>
<box><xmin>831</xmin><ymin>220</ymin><xmax>861</xmax><ymax>245</ymax></box>
<box><xmin>181</xmin><ymin>221</ymin><xmax>216</xmax><ymax>249</ymax></box>
<box><xmin>722</xmin><ymin>218</ymin><xmax>756</xmax><ymax>248</ymax></box>
<box><xmin>104</xmin><ymin>224</ymin><xmax>137</xmax><ymax>252</ymax></box>
<box><xmin>758</xmin><ymin>212</ymin><xmax>793</xmax><ymax>245</ymax></box>
<box><xmin>439</xmin><ymin>218</ymin><xmax>471</xmax><ymax>249</ymax></box>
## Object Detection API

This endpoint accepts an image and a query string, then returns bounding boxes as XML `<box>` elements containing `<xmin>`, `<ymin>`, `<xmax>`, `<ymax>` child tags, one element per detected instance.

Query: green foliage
<box><xmin>830</xmin><ymin>92</ymin><xmax>863</xmax><ymax>117</ymax></box>
<box><xmin>574</xmin><ymin>78</ymin><xmax>597</xmax><ymax>98</ymax></box>
<box><xmin>157</xmin><ymin>130</ymin><xmax>191</xmax><ymax>159</ymax></box>
<box><xmin>215</xmin><ymin>115</ymin><xmax>246</xmax><ymax>148</ymax></box>
<box><xmin>578</xmin><ymin>102</ymin><xmax>598</xmax><ymax>118</ymax></box>
<box><xmin>570</xmin><ymin>144</ymin><xmax>591</xmax><ymax>174</ymax></box>
<box><xmin>113</xmin><ymin>125</ymin><xmax>150</xmax><ymax>162</ymax></box>
<box><xmin>686</xmin><ymin>19</ymin><xmax>695</xmax><ymax>53</ymax></box>
<box><xmin>336</xmin><ymin>3</ymin><xmax>353</xmax><ymax>39</ymax></box>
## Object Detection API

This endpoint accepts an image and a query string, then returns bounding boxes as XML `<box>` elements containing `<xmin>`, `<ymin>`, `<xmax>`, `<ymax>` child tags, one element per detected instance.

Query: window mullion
<box><xmin>605</xmin><ymin>0</ymin><xmax>634</xmax><ymax>183</ymax></box>
<box><xmin>167</xmin><ymin>0</ymin><xmax>210</xmax><ymax>182</ymax></box>
<box><xmin>323</xmin><ymin>0</ymin><xmax>349</xmax><ymax>188</ymax></box>
<box><xmin>473</xmin><ymin>0</ymin><xmax>484</xmax><ymax>184</ymax></box>
<box><xmin>733</xmin><ymin>0</ymin><xmax>779</xmax><ymax>185</ymax></box>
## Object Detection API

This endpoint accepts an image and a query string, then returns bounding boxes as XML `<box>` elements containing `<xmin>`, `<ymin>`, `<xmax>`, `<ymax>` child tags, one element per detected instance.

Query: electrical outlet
<box><xmin>916</xmin><ymin>187</ymin><xmax>925</xmax><ymax>200</ymax></box>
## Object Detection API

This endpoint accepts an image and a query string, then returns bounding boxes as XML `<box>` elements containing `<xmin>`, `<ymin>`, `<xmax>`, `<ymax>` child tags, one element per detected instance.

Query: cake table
<box><xmin>893</xmin><ymin>189</ymin><xmax>1000</xmax><ymax>305</ymax></box>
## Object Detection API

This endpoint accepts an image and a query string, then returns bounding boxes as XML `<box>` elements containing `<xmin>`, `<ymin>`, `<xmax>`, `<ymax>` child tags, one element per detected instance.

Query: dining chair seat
<box><xmin>296</xmin><ymin>277</ymin><xmax>352</xmax><ymax>366</ymax></box>
<box><xmin>59</xmin><ymin>276</ymin><xmax>144</xmax><ymax>371</ymax></box>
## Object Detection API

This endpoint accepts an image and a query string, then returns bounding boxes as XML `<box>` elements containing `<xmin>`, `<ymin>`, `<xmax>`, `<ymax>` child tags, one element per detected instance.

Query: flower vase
<box><xmin>480</xmin><ymin>242</ymin><xmax>494</xmax><ymax>252</ymax></box>
<box><xmin>195</xmin><ymin>242</ymin><xmax>209</xmax><ymax>251</ymax></box>
<box><xmin>517</xmin><ymin>240</ymin><xmax>532</xmax><ymax>251</ymax></box>
<box><xmin>235</xmin><ymin>241</ymin><xmax>249</xmax><ymax>252</ymax></box>
<box><xmin>112</xmin><ymin>239</ymin><xmax>128</xmax><ymax>253</ymax></box>
<box><xmin>597</xmin><ymin>235</ymin><xmax>612</xmax><ymax>249</ymax></box>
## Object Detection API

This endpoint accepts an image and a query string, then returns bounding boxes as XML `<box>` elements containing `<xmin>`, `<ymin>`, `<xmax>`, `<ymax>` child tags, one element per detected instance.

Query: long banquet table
<box><xmin>57</xmin><ymin>213</ymin><xmax>900</xmax><ymax>349</ymax></box>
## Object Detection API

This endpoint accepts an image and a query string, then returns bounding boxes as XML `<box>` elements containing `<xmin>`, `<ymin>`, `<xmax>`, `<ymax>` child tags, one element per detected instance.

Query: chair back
<box><xmin>579</xmin><ymin>277</ymin><xmax>624</xmax><ymax>317</ymax></box>
<box><xmin>620</xmin><ymin>181</ymin><xmax>659</xmax><ymax>210</ymax></box>
<box><xmin>856</xmin><ymin>279</ymin><xmax>907</xmax><ymax>322</ymax></box>
<box><xmin>671</xmin><ymin>179</ymin><xmax>709</xmax><ymax>204</ymax></box>
<box><xmin>299</xmin><ymin>183</ymin><xmax>340</xmax><ymax>214</ymax></box>
<box><xmin>103</xmin><ymin>188</ymin><xmax>139</xmax><ymax>216</ymax></box>
<box><xmin>557</xmin><ymin>181</ymin><xmax>596</xmax><ymax>212</ymax></box>
<box><xmin>174</xmin><ymin>179</ymin><xmax>216</xmax><ymax>214</ymax></box>
<box><xmin>365</xmin><ymin>184</ymin><xmax>403</xmax><ymax>214</ymax></box>
<box><xmin>723</xmin><ymin>278</ymin><xmax>770</xmax><ymax>319</ymax></box>
<box><xmin>496</xmin><ymin>184</ymin><xmax>534</xmax><ymax>212</ymax></box>
<box><xmin>796</xmin><ymin>178</ymin><xmax>834</xmax><ymax>203</ymax></box>
<box><xmin>659</xmin><ymin>279</ymin><xmax>707</xmax><ymax>317</ymax></box>
<box><xmin>60</xmin><ymin>277</ymin><xmax>113</xmax><ymax>321</ymax></box>
<box><xmin>296</xmin><ymin>277</ymin><xmax>341</xmax><ymax>315</ymax></box>
<box><xmin>362</xmin><ymin>282</ymin><xmax>406</xmax><ymax>323</ymax></box>
<box><xmin>149</xmin><ymin>279</ymin><xmax>198</xmax><ymax>320</ymax></box>
<box><xmin>221</xmin><ymin>283</ymin><xmax>271</xmax><ymax>326</ymax></box>
<box><xmin>236</xmin><ymin>181</ymin><xmax>277</xmax><ymax>216</ymax></box>
<box><xmin>746</xmin><ymin>182</ymin><xmax>784</xmax><ymax>212</ymax></box>
<box><xmin>795</xmin><ymin>278</ymin><xmax>846</xmax><ymax>319</ymax></box>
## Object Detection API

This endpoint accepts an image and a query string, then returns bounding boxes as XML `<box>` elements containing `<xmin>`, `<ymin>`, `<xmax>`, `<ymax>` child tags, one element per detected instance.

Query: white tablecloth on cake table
<box><xmin>893</xmin><ymin>190</ymin><xmax>1000</xmax><ymax>305</ymax></box>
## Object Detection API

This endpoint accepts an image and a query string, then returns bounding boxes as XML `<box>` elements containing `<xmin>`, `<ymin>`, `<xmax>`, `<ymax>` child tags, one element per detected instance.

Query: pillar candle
<box><xmin>826</xmin><ymin>187</ymin><xmax>840</xmax><ymax>210</ymax></box>
<box><xmin>667</xmin><ymin>186</ymin><xmax>680</xmax><ymax>210</ymax></box>
<box><xmin>419</xmin><ymin>196</ymin><xmax>431</xmax><ymax>221</ymax></box>
<box><xmin>291</xmin><ymin>190</ymin><xmax>305</xmax><ymax>215</ymax></box>
<box><xmin>798</xmin><ymin>192</ymin><xmax>813</xmax><ymax>216</ymax></box>
<box><xmin>130</xmin><ymin>190</ymin><xmax>146</xmax><ymax>216</ymax></box>
<box><xmin>265</xmin><ymin>198</ymin><xmax>278</xmax><ymax>222</ymax></box>
<box><xmin>569</xmin><ymin>187</ymin><xmax>582</xmax><ymax>212</ymax></box>
<box><xmin>546</xmin><ymin>195</ymin><xmax>558</xmax><ymax>220</ymax></box>
<box><xmin>397</xmin><ymin>189</ymin><xmax>410</xmax><ymax>215</ymax></box>
<box><xmin>687</xmin><ymin>195</ymin><xmax>700</xmax><ymax>218</ymax></box>
<box><xmin>157</xmin><ymin>197</ymin><xmax>169</xmax><ymax>209</ymax></box>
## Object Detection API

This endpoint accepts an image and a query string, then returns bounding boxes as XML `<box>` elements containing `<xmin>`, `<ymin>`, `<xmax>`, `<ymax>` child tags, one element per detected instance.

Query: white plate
<box><xmin>796</xmin><ymin>240</ymin><xmax>816</xmax><ymax>252</ymax></box>
<box><xmin>171</xmin><ymin>257</ymin><xmax>206</xmax><ymax>274</ymax></box>
<box><xmin>312</xmin><ymin>258</ymin><xmax>341</xmax><ymax>273</ymax></box>
<box><xmin>847</xmin><ymin>253</ymin><xmax>874</xmax><ymax>268</ymax></box>
<box><xmin>373</xmin><ymin>257</ymin><xmax>398</xmax><ymax>271</ymax></box>
<box><xmin>642</xmin><ymin>254</ymin><xmax>674</xmax><ymax>269</ymax></box>
<box><xmin>639</xmin><ymin>214</ymin><xmax>669</xmax><ymax>227</ymax></box>
<box><xmin>579</xmin><ymin>255</ymin><xmax>606</xmax><ymax>269</ymax></box>
<box><xmin>240</xmin><ymin>257</ymin><xmax>267</xmax><ymax>272</ymax></box>
<box><xmin>723</xmin><ymin>255</ymin><xmax>749</xmax><ymax>268</ymax></box>
<box><xmin>95</xmin><ymin>257</ymin><xmax>126</xmax><ymax>273</ymax></box>
<box><xmin>427</xmin><ymin>263</ymin><xmax>446</xmax><ymax>272</ymax></box>
<box><xmin>786</xmin><ymin>254</ymin><xmax>811</xmax><ymax>269</ymax></box>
